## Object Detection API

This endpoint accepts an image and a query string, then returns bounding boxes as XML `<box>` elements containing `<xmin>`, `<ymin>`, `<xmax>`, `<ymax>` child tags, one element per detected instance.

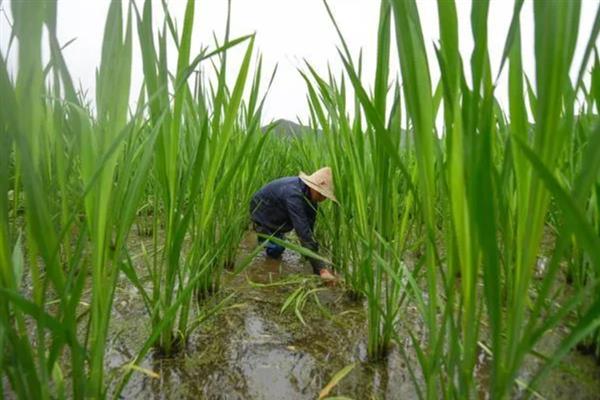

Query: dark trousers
<box><xmin>253</xmin><ymin>223</ymin><xmax>285</xmax><ymax>259</ymax></box>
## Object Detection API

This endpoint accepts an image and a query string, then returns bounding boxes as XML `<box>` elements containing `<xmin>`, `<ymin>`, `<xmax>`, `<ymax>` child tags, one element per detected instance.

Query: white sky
<box><xmin>0</xmin><ymin>0</ymin><xmax>598</xmax><ymax>124</ymax></box>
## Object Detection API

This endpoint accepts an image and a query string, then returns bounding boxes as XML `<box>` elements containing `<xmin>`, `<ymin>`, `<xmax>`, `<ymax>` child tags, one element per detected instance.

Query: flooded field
<box><xmin>4</xmin><ymin>1</ymin><xmax>600</xmax><ymax>398</ymax></box>
<box><xmin>104</xmin><ymin>232</ymin><xmax>600</xmax><ymax>400</ymax></box>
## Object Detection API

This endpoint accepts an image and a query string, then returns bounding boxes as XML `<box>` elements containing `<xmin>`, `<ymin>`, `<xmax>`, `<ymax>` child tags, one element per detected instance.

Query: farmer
<box><xmin>249</xmin><ymin>167</ymin><xmax>337</xmax><ymax>280</ymax></box>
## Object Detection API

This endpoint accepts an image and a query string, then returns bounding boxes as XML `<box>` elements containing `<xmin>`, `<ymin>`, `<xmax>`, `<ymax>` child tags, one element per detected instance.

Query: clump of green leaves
<box><xmin>0</xmin><ymin>0</ymin><xmax>274</xmax><ymax>397</ymax></box>
<box><xmin>298</xmin><ymin>0</ymin><xmax>600</xmax><ymax>398</ymax></box>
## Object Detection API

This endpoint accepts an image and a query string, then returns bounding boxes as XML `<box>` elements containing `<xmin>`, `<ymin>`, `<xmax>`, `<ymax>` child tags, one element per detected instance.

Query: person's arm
<box><xmin>286</xmin><ymin>195</ymin><xmax>324</xmax><ymax>274</ymax></box>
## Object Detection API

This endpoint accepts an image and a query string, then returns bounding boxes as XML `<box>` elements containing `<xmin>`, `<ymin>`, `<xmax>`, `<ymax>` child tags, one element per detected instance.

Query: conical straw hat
<box><xmin>299</xmin><ymin>167</ymin><xmax>338</xmax><ymax>203</ymax></box>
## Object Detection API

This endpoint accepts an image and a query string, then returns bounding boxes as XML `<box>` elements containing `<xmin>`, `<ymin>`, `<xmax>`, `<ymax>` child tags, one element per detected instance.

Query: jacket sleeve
<box><xmin>286</xmin><ymin>194</ymin><xmax>325</xmax><ymax>273</ymax></box>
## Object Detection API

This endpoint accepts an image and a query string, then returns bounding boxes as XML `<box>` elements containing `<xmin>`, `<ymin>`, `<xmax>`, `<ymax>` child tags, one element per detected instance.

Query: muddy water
<box><xmin>109</xmin><ymin>232</ymin><xmax>417</xmax><ymax>399</ymax></box>
<box><xmin>107</xmin><ymin>231</ymin><xmax>600</xmax><ymax>399</ymax></box>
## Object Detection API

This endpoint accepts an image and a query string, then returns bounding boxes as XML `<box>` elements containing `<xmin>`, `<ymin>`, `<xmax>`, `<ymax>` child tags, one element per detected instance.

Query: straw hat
<box><xmin>299</xmin><ymin>167</ymin><xmax>338</xmax><ymax>203</ymax></box>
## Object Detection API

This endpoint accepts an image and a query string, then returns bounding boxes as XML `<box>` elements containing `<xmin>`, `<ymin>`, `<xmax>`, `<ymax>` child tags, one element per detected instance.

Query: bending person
<box><xmin>249</xmin><ymin>167</ymin><xmax>337</xmax><ymax>280</ymax></box>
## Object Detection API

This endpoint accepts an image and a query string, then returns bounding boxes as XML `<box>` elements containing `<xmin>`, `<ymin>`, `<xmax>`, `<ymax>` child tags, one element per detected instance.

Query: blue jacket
<box><xmin>250</xmin><ymin>176</ymin><xmax>324</xmax><ymax>271</ymax></box>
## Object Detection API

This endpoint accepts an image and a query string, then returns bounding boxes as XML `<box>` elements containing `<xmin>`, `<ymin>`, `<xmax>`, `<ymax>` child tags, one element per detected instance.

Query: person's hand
<box><xmin>319</xmin><ymin>268</ymin><xmax>336</xmax><ymax>281</ymax></box>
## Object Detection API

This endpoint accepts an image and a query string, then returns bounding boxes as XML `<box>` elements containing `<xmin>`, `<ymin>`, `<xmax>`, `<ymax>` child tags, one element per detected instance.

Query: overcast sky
<box><xmin>0</xmin><ymin>1</ymin><xmax>598</xmax><ymax>124</ymax></box>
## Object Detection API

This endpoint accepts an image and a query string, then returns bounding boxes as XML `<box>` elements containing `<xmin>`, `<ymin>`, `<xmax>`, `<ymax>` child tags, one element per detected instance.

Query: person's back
<box><xmin>250</xmin><ymin>176</ymin><xmax>317</xmax><ymax>235</ymax></box>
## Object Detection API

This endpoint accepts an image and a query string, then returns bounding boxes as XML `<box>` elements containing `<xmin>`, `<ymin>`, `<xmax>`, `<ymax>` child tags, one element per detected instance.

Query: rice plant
<box><xmin>1</xmin><ymin>1</ymin><xmax>153</xmax><ymax>397</ymax></box>
<box><xmin>294</xmin><ymin>0</ymin><xmax>419</xmax><ymax>361</ymax></box>
<box><xmin>299</xmin><ymin>0</ymin><xmax>600</xmax><ymax>397</ymax></box>
<box><xmin>126</xmin><ymin>0</ymin><xmax>279</xmax><ymax>356</ymax></box>
<box><xmin>1</xmin><ymin>0</ymin><xmax>271</xmax><ymax>396</ymax></box>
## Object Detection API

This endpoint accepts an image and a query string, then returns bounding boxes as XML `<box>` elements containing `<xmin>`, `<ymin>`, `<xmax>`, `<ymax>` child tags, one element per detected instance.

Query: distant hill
<box><xmin>262</xmin><ymin>119</ymin><xmax>319</xmax><ymax>138</ymax></box>
<box><xmin>261</xmin><ymin>119</ymin><xmax>416</xmax><ymax>149</ymax></box>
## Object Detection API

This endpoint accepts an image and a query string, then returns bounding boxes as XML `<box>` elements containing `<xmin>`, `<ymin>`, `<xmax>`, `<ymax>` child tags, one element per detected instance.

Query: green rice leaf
<box><xmin>318</xmin><ymin>362</ymin><xmax>357</xmax><ymax>399</ymax></box>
